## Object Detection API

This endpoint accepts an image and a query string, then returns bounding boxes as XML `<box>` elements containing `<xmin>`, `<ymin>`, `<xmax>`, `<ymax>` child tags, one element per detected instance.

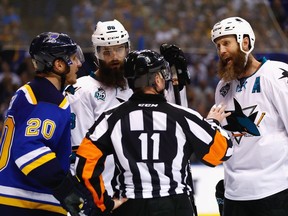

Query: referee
<box><xmin>75</xmin><ymin>50</ymin><xmax>233</xmax><ymax>216</ymax></box>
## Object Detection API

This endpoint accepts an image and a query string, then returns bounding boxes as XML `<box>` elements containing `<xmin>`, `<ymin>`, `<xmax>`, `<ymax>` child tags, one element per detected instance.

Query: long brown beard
<box><xmin>217</xmin><ymin>48</ymin><xmax>249</xmax><ymax>82</ymax></box>
<box><xmin>97</xmin><ymin>59</ymin><xmax>127</xmax><ymax>89</ymax></box>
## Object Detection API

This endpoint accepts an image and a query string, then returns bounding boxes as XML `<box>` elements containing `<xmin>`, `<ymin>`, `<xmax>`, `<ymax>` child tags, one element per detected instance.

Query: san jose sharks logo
<box><xmin>95</xmin><ymin>87</ymin><xmax>106</xmax><ymax>101</ymax></box>
<box><xmin>279</xmin><ymin>68</ymin><xmax>288</xmax><ymax>82</ymax></box>
<box><xmin>223</xmin><ymin>98</ymin><xmax>263</xmax><ymax>144</ymax></box>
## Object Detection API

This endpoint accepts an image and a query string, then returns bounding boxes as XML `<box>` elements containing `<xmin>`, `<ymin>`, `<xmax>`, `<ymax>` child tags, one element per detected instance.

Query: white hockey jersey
<box><xmin>65</xmin><ymin>73</ymin><xmax>133</xmax><ymax>195</ymax></box>
<box><xmin>215</xmin><ymin>58</ymin><xmax>288</xmax><ymax>200</ymax></box>
<box><xmin>66</xmin><ymin>74</ymin><xmax>133</xmax><ymax>148</ymax></box>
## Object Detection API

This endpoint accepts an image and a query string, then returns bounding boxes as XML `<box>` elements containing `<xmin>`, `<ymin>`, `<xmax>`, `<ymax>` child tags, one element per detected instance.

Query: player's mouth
<box><xmin>223</xmin><ymin>57</ymin><xmax>232</xmax><ymax>66</ymax></box>
<box><xmin>110</xmin><ymin>60</ymin><xmax>120</xmax><ymax>67</ymax></box>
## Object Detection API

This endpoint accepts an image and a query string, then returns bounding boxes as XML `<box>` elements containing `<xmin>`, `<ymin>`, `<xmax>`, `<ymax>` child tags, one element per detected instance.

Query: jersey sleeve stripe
<box><xmin>0</xmin><ymin>195</ymin><xmax>66</xmax><ymax>214</ymax></box>
<box><xmin>59</xmin><ymin>97</ymin><xmax>69</xmax><ymax>109</ymax></box>
<box><xmin>203</xmin><ymin>130</ymin><xmax>229</xmax><ymax>166</ymax></box>
<box><xmin>21</xmin><ymin>152</ymin><xmax>56</xmax><ymax>175</ymax></box>
<box><xmin>76</xmin><ymin>137</ymin><xmax>107</xmax><ymax>212</ymax></box>
<box><xmin>15</xmin><ymin>147</ymin><xmax>52</xmax><ymax>167</ymax></box>
<box><xmin>185</xmin><ymin>117</ymin><xmax>213</xmax><ymax>144</ymax></box>
<box><xmin>23</xmin><ymin>84</ymin><xmax>37</xmax><ymax>105</ymax></box>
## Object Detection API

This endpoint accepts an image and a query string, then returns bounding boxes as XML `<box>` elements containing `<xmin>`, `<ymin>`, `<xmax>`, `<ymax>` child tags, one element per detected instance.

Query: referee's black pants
<box><xmin>112</xmin><ymin>193</ymin><xmax>194</xmax><ymax>216</ymax></box>
<box><xmin>223</xmin><ymin>188</ymin><xmax>288</xmax><ymax>216</ymax></box>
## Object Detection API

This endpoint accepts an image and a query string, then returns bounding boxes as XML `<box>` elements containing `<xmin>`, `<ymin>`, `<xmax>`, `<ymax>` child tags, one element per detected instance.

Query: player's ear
<box><xmin>53</xmin><ymin>59</ymin><xmax>66</xmax><ymax>72</ymax></box>
<box><xmin>155</xmin><ymin>72</ymin><xmax>162</xmax><ymax>85</ymax></box>
<box><xmin>154</xmin><ymin>72</ymin><xmax>165</xmax><ymax>92</ymax></box>
<box><xmin>242</xmin><ymin>36</ymin><xmax>250</xmax><ymax>52</ymax></box>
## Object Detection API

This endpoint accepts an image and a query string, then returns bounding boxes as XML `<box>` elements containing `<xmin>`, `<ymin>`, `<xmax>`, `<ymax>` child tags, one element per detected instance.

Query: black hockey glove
<box><xmin>160</xmin><ymin>43</ymin><xmax>190</xmax><ymax>90</ymax></box>
<box><xmin>215</xmin><ymin>179</ymin><xmax>224</xmax><ymax>216</ymax></box>
<box><xmin>52</xmin><ymin>172</ymin><xmax>97</xmax><ymax>216</ymax></box>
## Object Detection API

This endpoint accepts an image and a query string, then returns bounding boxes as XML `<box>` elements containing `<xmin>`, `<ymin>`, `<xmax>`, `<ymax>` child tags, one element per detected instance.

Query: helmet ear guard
<box><xmin>211</xmin><ymin>17</ymin><xmax>255</xmax><ymax>55</ymax></box>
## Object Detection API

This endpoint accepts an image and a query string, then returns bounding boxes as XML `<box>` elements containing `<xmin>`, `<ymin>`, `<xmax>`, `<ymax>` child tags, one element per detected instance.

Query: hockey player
<box><xmin>75</xmin><ymin>49</ymin><xmax>233</xmax><ymax>216</ymax></box>
<box><xmin>211</xmin><ymin>16</ymin><xmax>288</xmax><ymax>216</ymax></box>
<box><xmin>0</xmin><ymin>32</ymin><xmax>95</xmax><ymax>216</ymax></box>
<box><xmin>65</xmin><ymin>19</ymin><xmax>133</xmax><ymax>195</ymax></box>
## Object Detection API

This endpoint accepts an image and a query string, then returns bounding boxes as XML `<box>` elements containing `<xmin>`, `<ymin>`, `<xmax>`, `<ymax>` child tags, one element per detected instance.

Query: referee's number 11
<box><xmin>138</xmin><ymin>133</ymin><xmax>160</xmax><ymax>160</ymax></box>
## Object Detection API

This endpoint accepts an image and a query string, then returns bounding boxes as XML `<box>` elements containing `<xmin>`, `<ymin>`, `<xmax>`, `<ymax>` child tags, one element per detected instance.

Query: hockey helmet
<box><xmin>92</xmin><ymin>19</ymin><xmax>130</xmax><ymax>60</ymax></box>
<box><xmin>29</xmin><ymin>32</ymin><xmax>84</xmax><ymax>72</ymax></box>
<box><xmin>124</xmin><ymin>49</ymin><xmax>171</xmax><ymax>89</ymax></box>
<box><xmin>211</xmin><ymin>17</ymin><xmax>255</xmax><ymax>54</ymax></box>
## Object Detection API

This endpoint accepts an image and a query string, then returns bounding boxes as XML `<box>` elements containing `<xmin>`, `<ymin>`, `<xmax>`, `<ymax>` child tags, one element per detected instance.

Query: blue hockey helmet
<box><xmin>29</xmin><ymin>32</ymin><xmax>84</xmax><ymax>72</ymax></box>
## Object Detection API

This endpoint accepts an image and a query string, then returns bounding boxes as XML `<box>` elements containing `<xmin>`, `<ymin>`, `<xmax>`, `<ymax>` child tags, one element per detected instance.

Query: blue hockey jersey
<box><xmin>0</xmin><ymin>77</ymin><xmax>71</xmax><ymax>215</ymax></box>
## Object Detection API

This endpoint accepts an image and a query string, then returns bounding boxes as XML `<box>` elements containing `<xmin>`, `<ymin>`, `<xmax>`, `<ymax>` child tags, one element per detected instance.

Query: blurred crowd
<box><xmin>0</xmin><ymin>0</ymin><xmax>288</xmax><ymax>132</ymax></box>
<box><xmin>1</xmin><ymin>0</ymin><xmax>288</xmax><ymax>51</ymax></box>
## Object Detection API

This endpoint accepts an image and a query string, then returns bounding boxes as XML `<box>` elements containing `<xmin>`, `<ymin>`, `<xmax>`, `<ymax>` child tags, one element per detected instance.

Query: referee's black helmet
<box><xmin>124</xmin><ymin>49</ymin><xmax>171</xmax><ymax>89</ymax></box>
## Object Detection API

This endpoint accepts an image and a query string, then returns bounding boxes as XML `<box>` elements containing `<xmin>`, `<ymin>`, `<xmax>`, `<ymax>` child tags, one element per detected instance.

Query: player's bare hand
<box><xmin>112</xmin><ymin>197</ymin><xmax>128</xmax><ymax>211</ymax></box>
<box><xmin>206</xmin><ymin>103</ymin><xmax>231</xmax><ymax>123</ymax></box>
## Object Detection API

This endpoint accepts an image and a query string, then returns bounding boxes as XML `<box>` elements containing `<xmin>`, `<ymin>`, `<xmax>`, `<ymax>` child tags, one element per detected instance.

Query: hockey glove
<box><xmin>160</xmin><ymin>43</ymin><xmax>190</xmax><ymax>90</ymax></box>
<box><xmin>52</xmin><ymin>172</ymin><xmax>97</xmax><ymax>216</ymax></box>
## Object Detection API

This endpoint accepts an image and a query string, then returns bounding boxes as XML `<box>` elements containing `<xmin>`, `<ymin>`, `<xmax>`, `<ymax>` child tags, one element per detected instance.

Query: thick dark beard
<box><xmin>217</xmin><ymin>48</ymin><xmax>249</xmax><ymax>82</ymax></box>
<box><xmin>97</xmin><ymin>59</ymin><xmax>127</xmax><ymax>90</ymax></box>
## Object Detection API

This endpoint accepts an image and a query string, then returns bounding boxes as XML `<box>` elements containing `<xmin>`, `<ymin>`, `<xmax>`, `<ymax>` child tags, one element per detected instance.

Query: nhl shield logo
<box><xmin>220</xmin><ymin>83</ymin><xmax>230</xmax><ymax>97</ymax></box>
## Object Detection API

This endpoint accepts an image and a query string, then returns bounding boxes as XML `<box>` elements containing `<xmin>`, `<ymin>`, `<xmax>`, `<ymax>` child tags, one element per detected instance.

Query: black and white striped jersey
<box><xmin>76</xmin><ymin>92</ymin><xmax>232</xmax><ymax>213</ymax></box>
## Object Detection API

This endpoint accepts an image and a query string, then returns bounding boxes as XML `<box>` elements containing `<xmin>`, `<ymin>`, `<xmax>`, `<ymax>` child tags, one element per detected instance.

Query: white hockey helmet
<box><xmin>92</xmin><ymin>19</ymin><xmax>129</xmax><ymax>48</ymax></box>
<box><xmin>211</xmin><ymin>17</ymin><xmax>255</xmax><ymax>55</ymax></box>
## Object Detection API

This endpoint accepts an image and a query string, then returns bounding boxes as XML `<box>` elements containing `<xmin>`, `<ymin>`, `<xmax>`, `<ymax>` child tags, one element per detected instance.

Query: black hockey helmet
<box><xmin>29</xmin><ymin>32</ymin><xmax>84</xmax><ymax>72</ymax></box>
<box><xmin>124</xmin><ymin>49</ymin><xmax>171</xmax><ymax>89</ymax></box>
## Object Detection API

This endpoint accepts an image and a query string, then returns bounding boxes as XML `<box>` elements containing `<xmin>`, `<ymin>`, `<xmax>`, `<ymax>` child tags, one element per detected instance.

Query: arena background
<box><xmin>0</xmin><ymin>0</ymin><xmax>288</xmax><ymax>215</ymax></box>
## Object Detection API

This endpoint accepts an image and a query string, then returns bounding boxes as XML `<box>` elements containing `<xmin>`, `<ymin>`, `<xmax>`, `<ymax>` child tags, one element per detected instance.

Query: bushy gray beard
<box><xmin>98</xmin><ymin>59</ymin><xmax>127</xmax><ymax>90</ymax></box>
<box><xmin>217</xmin><ymin>48</ymin><xmax>249</xmax><ymax>82</ymax></box>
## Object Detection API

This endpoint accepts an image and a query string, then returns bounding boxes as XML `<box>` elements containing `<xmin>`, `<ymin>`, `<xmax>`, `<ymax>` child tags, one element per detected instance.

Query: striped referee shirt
<box><xmin>76</xmin><ymin>92</ymin><xmax>232</xmax><ymax>213</ymax></box>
